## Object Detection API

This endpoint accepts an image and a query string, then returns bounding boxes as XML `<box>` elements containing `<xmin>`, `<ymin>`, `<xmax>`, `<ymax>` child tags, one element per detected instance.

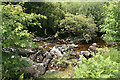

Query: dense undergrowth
<box><xmin>39</xmin><ymin>48</ymin><xmax>120</xmax><ymax>79</ymax></box>
<box><xmin>73</xmin><ymin>48</ymin><xmax>119</xmax><ymax>79</ymax></box>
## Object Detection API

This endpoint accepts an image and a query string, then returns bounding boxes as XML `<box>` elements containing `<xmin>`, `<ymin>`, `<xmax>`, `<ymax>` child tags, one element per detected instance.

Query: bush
<box><xmin>2</xmin><ymin>3</ymin><xmax>45</xmax><ymax>48</ymax></box>
<box><xmin>73</xmin><ymin>51</ymin><xmax>119</xmax><ymax>79</ymax></box>
<box><xmin>2</xmin><ymin>52</ymin><xmax>31</xmax><ymax>79</ymax></box>
<box><xmin>61</xmin><ymin>2</ymin><xmax>107</xmax><ymax>26</ymax></box>
<box><xmin>59</xmin><ymin>13</ymin><xmax>97</xmax><ymax>42</ymax></box>
<box><xmin>100</xmin><ymin>2</ymin><xmax>119</xmax><ymax>44</ymax></box>
<box><xmin>96</xmin><ymin>47</ymin><xmax>120</xmax><ymax>63</ymax></box>
<box><xmin>103</xmin><ymin>48</ymin><xmax>120</xmax><ymax>63</ymax></box>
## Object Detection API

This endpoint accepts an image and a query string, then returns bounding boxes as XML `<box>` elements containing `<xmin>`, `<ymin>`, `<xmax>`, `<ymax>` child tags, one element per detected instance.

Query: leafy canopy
<box><xmin>100</xmin><ymin>2</ymin><xmax>120</xmax><ymax>44</ymax></box>
<box><xmin>2</xmin><ymin>3</ymin><xmax>46</xmax><ymax>79</ymax></box>
<box><xmin>59</xmin><ymin>13</ymin><xmax>97</xmax><ymax>42</ymax></box>
<box><xmin>2</xmin><ymin>3</ymin><xmax>46</xmax><ymax>48</ymax></box>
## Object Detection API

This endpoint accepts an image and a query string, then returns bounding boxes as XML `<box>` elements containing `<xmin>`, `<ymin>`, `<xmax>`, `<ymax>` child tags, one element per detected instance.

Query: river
<box><xmin>38</xmin><ymin>37</ymin><xmax>106</xmax><ymax>53</ymax></box>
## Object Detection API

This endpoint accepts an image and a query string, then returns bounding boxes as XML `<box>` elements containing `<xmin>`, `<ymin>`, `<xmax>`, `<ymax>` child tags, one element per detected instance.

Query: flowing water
<box><xmin>38</xmin><ymin>38</ymin><xmax>106</xmax><ymax>52</ymax></box>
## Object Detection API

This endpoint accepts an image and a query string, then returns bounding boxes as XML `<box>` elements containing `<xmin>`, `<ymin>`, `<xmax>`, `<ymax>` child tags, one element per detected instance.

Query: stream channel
<box><xmin>38</xmin><ymin>38</ymin><xmax>106</xmax><ymax>53</ymax></box>
<box><xmin>37</xmin><ymin>37</ymin><xmax>106</xmax><ymax>74</ymax></box>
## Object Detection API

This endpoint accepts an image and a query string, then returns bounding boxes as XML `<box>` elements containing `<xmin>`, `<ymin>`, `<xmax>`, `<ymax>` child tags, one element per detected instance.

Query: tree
<box><xmin>61</xmin><ymin>2</ymin><xmax>107</xmax><ymax>27</ymax></box>
<box><xmin>100</xmin><ymin>2</ymin><xmax>120</xmax><ymax>45</ymax></box>
<box><xmin>2</xmin><ymin>3</ymin><xmax>46</xmax><ymax>79</ymax></box>
<box><xmin>2</xmin><ymin>3</ymin><xmax>46</xmax><ymax>48</ymax></box>
<box><xmin>23</xmin><ymin>2</ymin><xmax>65</xmax><ymax>36</ymax></box>
<box><xmin>59</xmin><ymin>13</ymin><xmax>97</xmax><ymax>42</ymax></box>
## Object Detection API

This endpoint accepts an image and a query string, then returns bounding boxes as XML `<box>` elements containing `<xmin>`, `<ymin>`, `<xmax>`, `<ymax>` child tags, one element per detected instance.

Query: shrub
<box><xmin>102</xmin><ymin>48</ymin><xmax>120</xmax><ymax>63</ymax></box>
<box><xmin>2</xmin><ymin>3</ymin><xmax>45</xmax><ymax>48</ymax></box>
<box><xmin>59</xmin><ymin>13</ymin><xmax>97</xmax><ymax>42</ymax></box>
<box><xmin>100</xmin><ymin>2</ymin><xmax>120</xmax><ymax>44</ymax></box>
<box><xmin>73</xmin><ymin>51</ymin><xmax>119</xmax><ymax>79</ymax></box>
<box><xmin>2</xmin><ymin>52</ymin><xmax>31</xmax><ymax>79</ymax></box>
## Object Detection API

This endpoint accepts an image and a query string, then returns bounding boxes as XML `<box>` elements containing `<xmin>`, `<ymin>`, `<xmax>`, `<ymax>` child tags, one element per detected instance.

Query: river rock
<box><xmin>50</xmin><ymin>46</ymin><xmax>63</xmax><ymax>57</ymax></box>
<box><xmin>22</xmin><ymin>57</ymin><xmax>47</xmax><ymax>79</ymax></box>
<box><xmin>44</xmin><ymin>53</ymin><xmax>53</xmax><ymax>59</ymax></box>
<box><xmin>70</xmin><ymin>43</ymin><xmax>78</xmax><ymax>48</ymax></box>
<box><xmin>43</xmin><ymin>59</ymin><xmax>51</xmax><ymax>67</ymax></box>
<box><xmin>29</xmin><ymin>50</ymin><xmax>46</xmax><ymax>62</ymax></box>
<box><xmin>67</xmin><ymin>44</ymin><xmax>78</xmax><ymax>48</ymax></box>
<box><xmin>88</xmin><ymin>43</ymin><xmax>98</xmax><ymax>53</ymax></box>
<box><xmin>24</xmin><ymin>48</ymin><xmax>35</xmax><ymax>53</ymax></box>
<box><xmin>37</xmin><ymin>63</ymin><xmax>46</xmax><ymax>75</ymax></box>
<box><xmin>80</xmin><ymin>51</ymin><xmax>92</xmax><ymax>59</ymax></box>
<box><xmin>88</xmin><ymin>46</ymin><xmax>97</xmax><ymax>52</ymax></box>
<box><xmin>17</xmin><ymin>48</ymin><xmax>36</xmax><ymax>57</ymax></box>
<box><xmin>36</xmin><ymin>55</ymin><xmax>43</xmax><ymax>63</ymax></box>
<box><xmin>23</xmin><ymin>63</ymin><xmax>46</xmax><ymax>79</ymax></box>
<box><xmin>71</xmin><ymin>52</ymin><xmax>77</xmax><ymax>56</ymax></box>
<box><xmin>75</xmin><ymin>52</ymin><xmax>80</xmax><ymax>58</ymax></box>
<box><xmin>43</xmin><ymin>53</ymin><xmax>53</xmax><ymax>67</ymax></box>
<box><xmin>32</xmin><ymin>37</ymin><xmax>41</xmax><ymax>42</ymax></box>
<box><xmin>23</xmin><ymin>65</ymin><xmax>37</xmax><ymax>79</ymax></box>
<box><xmin>21</xmin><ymin>57</ymin><xmax>35</xmax><ymax>65</ymax></box>
<box><xmin>92</xmin><ymin>43</ymin><xmax>98</xmax><ymax>47</ymax></box>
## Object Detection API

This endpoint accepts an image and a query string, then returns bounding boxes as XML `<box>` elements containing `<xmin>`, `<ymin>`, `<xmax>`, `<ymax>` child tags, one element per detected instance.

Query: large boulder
<box><xmin>50</xmin><ymin>44</ymin><xmax>79</xmax><ymax>59</ymax></box>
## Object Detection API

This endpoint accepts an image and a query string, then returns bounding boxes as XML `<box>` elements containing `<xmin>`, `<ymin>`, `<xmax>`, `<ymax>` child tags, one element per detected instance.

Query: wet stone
<box><xmin>37</xmin><ymin>64</ymin><xmax>46</xmax><ymax>75</ymax></box>
<box><xmin>80</xmin><ymin>51</ymin><xmax>92</xmax><ymax>59</ymax></box>
<box><xmin>36</xmin><ymin>55</ymin><xmax>43</xmax><ymax>63</ymax></box>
